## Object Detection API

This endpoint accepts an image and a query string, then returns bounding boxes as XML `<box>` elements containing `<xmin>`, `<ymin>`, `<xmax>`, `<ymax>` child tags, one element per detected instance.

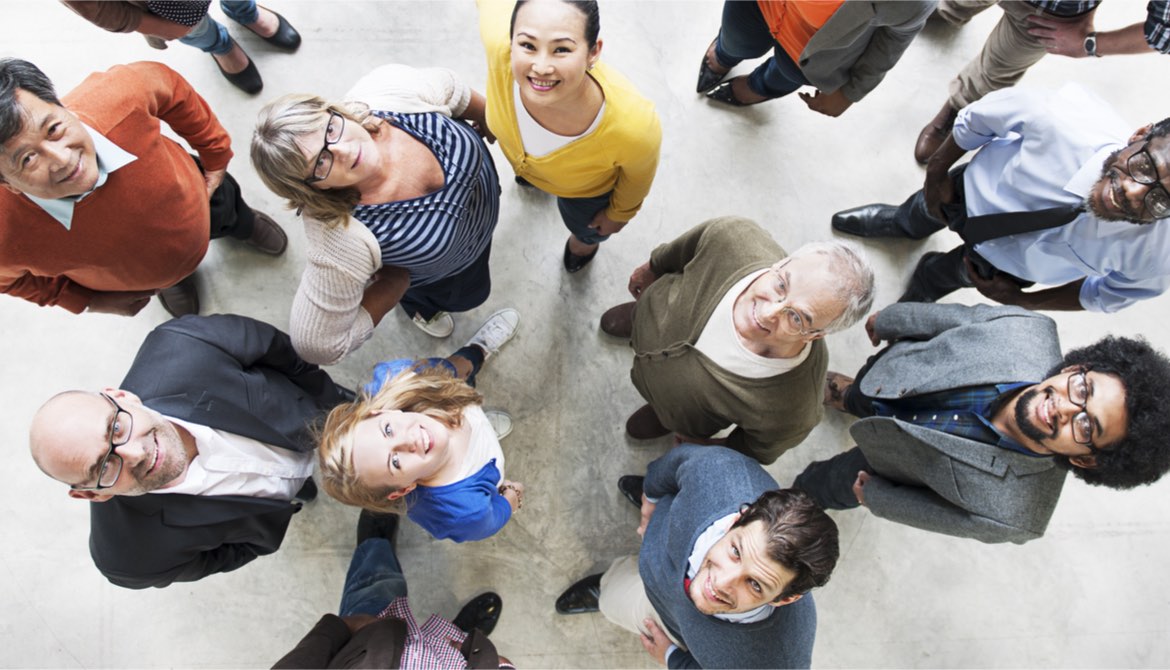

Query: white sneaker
<box><xmin>466</xmin><ymin>308</ymin><xmax>520</xmax><ymax>360</ymax></box>
<box><xmin>412</xmin><ymin>311</ymin><xmax>454</xmax><ymax>338</ymax></box>
<box><xmin>485</xmin><ymin>409</ymin><xmax>513</xmax><ymax>440</ymax></box>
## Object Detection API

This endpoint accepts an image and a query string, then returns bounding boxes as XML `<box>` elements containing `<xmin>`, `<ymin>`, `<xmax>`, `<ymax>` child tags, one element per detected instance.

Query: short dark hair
<box><xmin>731</xmin><ymin>488</ymin><xmax>839</xmax><ymax>599</ymax></box>
<box><xmin>510</xmin><ymin>0</ymin><xmax>601</xmax><ymax>49</ymax></box>
<box><xmin>0</xmin><ymin>58</ymin><xmax>61</xmax><ymax>146</ymax></box>
<box><xmin>1145</xmin><ymin>116</ymin><xmax>1170</xmax><ymax>142</ymax></box>
<box><xmin>1054</xmin><ymin>336</ymin><xmax>1170</xmax><ymax>489</ymax></box>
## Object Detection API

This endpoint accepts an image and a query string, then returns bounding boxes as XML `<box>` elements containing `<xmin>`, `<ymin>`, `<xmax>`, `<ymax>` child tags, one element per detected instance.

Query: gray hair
<box><xmin>788</xmin><ymin>240</ymin><xmax>874</xmax><ymax>334</ymax></box>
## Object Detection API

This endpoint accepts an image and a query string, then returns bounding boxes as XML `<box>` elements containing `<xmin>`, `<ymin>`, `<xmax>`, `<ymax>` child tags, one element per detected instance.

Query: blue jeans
<box><xmin>338</xmin><ymin>538</ymin><xmax>408</xmax><ymax>617</ymax></box>
<box><xmin>178</xmin><ymin>0</ymin><xmax>258</xmax><ymax>55</ymax></box>
<box><xmin>714</xmin><ymin>0</ymin><xmax>810</xmax><ymax>99</ymax></box>
<box><xmin>557</xmin><ymin>191</ymin><xmax>613</xmax><ymax>245</ymax></box>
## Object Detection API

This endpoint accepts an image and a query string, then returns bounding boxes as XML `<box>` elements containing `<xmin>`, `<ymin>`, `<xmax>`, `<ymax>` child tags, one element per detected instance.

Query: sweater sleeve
<box><xmin>122</xmin><ymin>61</ymin><xmax>233</xmax><ymax>171</ymax></box>
<box><xmin>291</xmin><ymin>218</ymin><xmax>383</xmax><ymax>366</ymax></box>
<box><xmin>648</xmin><ymin>217</ymin><xmax>746</xmax><ymax>276</ymax></box>
<box><xmin>604</xmin><ymin>103</ymin><xmax>662</xmax><ymax>222</ymax></box>
<box><xmin>346</xmin><ymin>64</ymin><xmax>472</xmax><ymax>117</ymax></box>
<box><xmin>0</xmin><ymin>267</ymin><xmax>95</xmax><ymax>313</ymax></box>
<box><xmin>839</xmin><ymin>1</ymin><xmax>934</xmax><ymax>102</ymax></box>
<box><xmin>60</xmin><ymin>1</ymin><xmax>145</xmax><ymax>32</ymax></box>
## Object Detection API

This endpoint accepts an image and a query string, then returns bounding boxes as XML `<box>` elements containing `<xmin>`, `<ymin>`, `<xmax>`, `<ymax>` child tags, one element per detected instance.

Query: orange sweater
<box><xmin>0</xmin><ymin>61</ymin><xmax>232</xmax><ymax>312</ymax></box>
<box><xmin>757</xmin><ymin>0</ymin><xmax>845</xmax><ymax>63</ymax></box>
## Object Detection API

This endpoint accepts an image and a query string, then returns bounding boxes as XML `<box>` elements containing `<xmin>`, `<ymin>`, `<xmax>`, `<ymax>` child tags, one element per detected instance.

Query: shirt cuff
<box><xmin>665</xmin><ymin>644</ymin><xmax>679</xmax><ymax>665</ymax></box>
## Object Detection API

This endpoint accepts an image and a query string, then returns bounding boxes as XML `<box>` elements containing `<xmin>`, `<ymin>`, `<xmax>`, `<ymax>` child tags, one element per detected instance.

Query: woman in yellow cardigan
<box><xmin>479</xmin><ymin>0</ymin><xmax>662</xmax><ymax>272</ymax></box>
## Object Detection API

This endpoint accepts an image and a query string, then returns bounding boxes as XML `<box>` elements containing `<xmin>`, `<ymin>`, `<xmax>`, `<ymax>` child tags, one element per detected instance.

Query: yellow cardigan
<box><xmin>478</xmin><ymin>0</ymin><xmax>662</xmax><ymax>222</ymax></box>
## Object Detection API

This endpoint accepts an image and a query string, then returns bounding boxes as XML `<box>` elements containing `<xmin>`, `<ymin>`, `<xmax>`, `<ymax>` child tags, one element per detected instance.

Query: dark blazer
<box><xmin>272</xmin><ymin>614</ymin><xmax>500</xmax><ymax>669</ymax></box>
<box><xmin>88</xmin><ymin>314</ymin><xmax>351</xmax><ymax>589</ymax></box>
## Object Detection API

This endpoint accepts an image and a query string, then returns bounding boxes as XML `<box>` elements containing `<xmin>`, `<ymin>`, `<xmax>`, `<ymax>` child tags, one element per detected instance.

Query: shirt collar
<box><xmin>26</xmin><ymin>122</ymin><xmax>137</xmax><ymax>230</ymax></box>
<box><xmin>1065</xmin><ymin>143</ymin><xmax>1122</xmax><ymax>199</ymax></box>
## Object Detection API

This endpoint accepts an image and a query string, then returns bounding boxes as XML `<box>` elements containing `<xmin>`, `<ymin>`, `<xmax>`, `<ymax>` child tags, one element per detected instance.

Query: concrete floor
<box><xmin>3</xmin><ymin>1</ymin><xmax>1170</xmax><ymax>667</ymax></box>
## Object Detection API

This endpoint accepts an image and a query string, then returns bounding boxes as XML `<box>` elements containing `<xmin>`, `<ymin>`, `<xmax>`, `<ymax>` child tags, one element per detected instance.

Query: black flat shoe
<box><xmin>555</xmin><ymin>573</ymin><xmax>603</xmax><ymax>614</ymax></box>
<box><xmin>830</xmin><ymin>204</ymin><xmax>902</xmax><ymax>238</ymax></box>
<box><xmin>563</xmin><ymin>239</ymin><xmax>598</xmax><ymax>273</ymax></box>
<box><xmin>452</xmin><ymin>592</ymin><xmax>503</xmax><ymax>636</ymax></box>
<box><xmin>356</xmin><ymin>510</ymin><xmax>399</xmax><ymax>550</ymax></box>
<box><xmin>705</xmin><ymin>78</ymin><xmax>768</xmax><ymax>107</ymax></box>
<box><xmin>696</xmin><ymin>38</ymin><xmax>727</xmax><ymax>93</ymax></box>
<box><xmin>213</xmin><ymin>47</ymin><xmax>262</xmax><ymax>94</ymax></box>
<box><xmin>617</xmin><ymin>475</ymin><xmax>644</xmax><ymax>510</ymax></box>
<box><xmin>249</xmin><ymin>6</ymin><xmax>301</xmax><ymax>50</ymax></box>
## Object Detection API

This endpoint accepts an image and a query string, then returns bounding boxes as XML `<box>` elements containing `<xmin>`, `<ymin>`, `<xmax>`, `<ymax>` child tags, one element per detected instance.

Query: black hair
<box><xmin>509</xmin><ymin>0</ymin><xmax>601</xmax><ymax>48</ymax></box>
<box><xmin>1144</xmin><ymin>116</ymin><xmax>1170</xmax><ymax>142</ymax></box>
<box><xmin>0</xmin><ymin>58</ymin><xmax>60</xmax><ymax>147</ymax></box>
<box><xmin>731</xmin><ymin>488</ymin><xmax>839</xmax><ymax>599</ymax></box>
<box><xmin>1054</xmin><ymin>336</ymin><xmax>1170</xmax><ymax>489</ymax></box>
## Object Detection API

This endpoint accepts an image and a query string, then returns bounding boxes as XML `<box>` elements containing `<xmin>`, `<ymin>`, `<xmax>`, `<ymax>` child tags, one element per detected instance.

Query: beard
<box><xmin>121</xmin><ymin>423</ymin><xmax>189</xmax><ymax>495</ymax></box>
<box><xmin>1013</xmin><ymin>386</ymin><xmax>1056</xmax><ymax>444</ymax></box>
<box><xmin>1086</xmin><ymin>148</ymin><xmax>1147</xmax><ymax>223</ymax></box>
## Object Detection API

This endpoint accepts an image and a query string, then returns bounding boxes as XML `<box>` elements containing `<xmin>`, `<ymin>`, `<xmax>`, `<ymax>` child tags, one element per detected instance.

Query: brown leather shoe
<box><xmin>626</xmin><ymin>403</ymin><xmax>671</xmax><ymax>440</ymax></box>
<box><xmin>244</xmin><ymin>211</ymin><xmax>288</xmax><ymax>256</ymax></box>
<box><xmin>914</xmin><ymin>103</ymin><xmax>958</xmax><ymax>165</ymax></box>
<box><xmin>600</xmin><ymin>301</ymin><xmax>636</xmax><ymax>338</ymax></box>
<box><xmin>157</xmin><ymin>274</ymin><xmax>200</xmax><ymax>317</ymax></box>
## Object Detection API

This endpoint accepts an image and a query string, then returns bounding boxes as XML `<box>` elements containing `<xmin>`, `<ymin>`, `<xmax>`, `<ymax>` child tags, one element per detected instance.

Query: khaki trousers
<box><xmin>598</xmin><ymin>555</ymin><xmax>685</xmax><ymax>649</ymax></box>
<box><xmin>940</xmin><ymin>0</ymin><xmax>1097</xmax><ymax>108</ymax></box>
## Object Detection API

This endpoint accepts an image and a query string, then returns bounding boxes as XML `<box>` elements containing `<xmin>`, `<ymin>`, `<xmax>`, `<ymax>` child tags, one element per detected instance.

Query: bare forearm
<box><xmin>360</xmin><ymin>267</ymin><xmax>410</xmax><ymax>326</ymax></box>
<box><xmin>1097</xmin><ymin>22</ymin><xmax>1157</xmax><ymax>55</ymax></box>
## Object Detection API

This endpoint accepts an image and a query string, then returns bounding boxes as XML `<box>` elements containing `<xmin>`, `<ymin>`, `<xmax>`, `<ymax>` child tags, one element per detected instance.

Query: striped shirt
<box><xmin>353</xmin><ymin>112</ymin><xmax>500</xmax><ymax>288</ymax></box>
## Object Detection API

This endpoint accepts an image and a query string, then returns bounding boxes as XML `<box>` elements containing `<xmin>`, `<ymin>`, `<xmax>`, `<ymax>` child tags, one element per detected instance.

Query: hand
<box><xmin>864</xmin><ymin>312</ymin><xmax>881</xmax><ymax>346</ymax></box>
<box><xmin>852</xmin><ymin>471</ymin><xmax>870</xmax><ymax>506</ymax></box>
<box><xmin>499</xmin><ymin>480</ymin><xmax>525</xmax><ymax>512</ymax></box>
<box><xmin>798</xmin><ymin>88</ymin><xmax>853</xmax><ymax>117</ymax></box>
<box><xmin>86</xmin><ymin>289</ymin><xmax>156</xmax><ymax>316</ymax></box>
<box><xmin>588</xmin><ymin>209</ymin><xmax>627</xmax><ymax>237</ymax></box>
<box><xmin>923</xmin><ymin>166</ymin><xmax>956</xmax><ymax>222</ymax></box>
<box><xmin>964</xmin><ymin>256</ymin><xmax>1027</xmax><ymax>305</ymax></box>
<box><xmin>203</xmin><ymin>168</ymin><xmax>226</xmax><ymax>199</ymax></box>
<box><xmin>627</xmin><ymin>262</ymin><xmax>659</xmax><ymax>299</ymax></box>
<box><xmin>639</xmin><ymin>619</ymin><xmax>672</xmax><ymax>665</ymax></box>
<box><xmin>1026</xmin><ymin>13</ymin><xmax>1095</xmax><ymax>57</ymax></box>
<box><xmin>341</xmin><ymin>614</ymin><xmax>378</xmax><ymax>634</ymax></box>
<box><xmin>637</xmin><ymin>494</ymin><xmax>656</xmax><ymax>538</ymax></box>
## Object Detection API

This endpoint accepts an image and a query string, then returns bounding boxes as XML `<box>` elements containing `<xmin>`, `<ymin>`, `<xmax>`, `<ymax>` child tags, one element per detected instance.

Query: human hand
<box><xmin>203</xmin><ymin>168</ymin><xmax>226</xmax><ymax>199</ymax></box>
<box><xmin>852</xmin><ymin>471</ymin><xmax>870</xmax><ymax>506</ymax></box>
<box><xmin>499</xmin><ymin>480</ymin><xmax>525</xmax><ymax>512</ymax></box>
<box><xmin>588</xmin><ymin>209</ymin><xmax>627</xmax><ymax>237</ymax></box>
<box><xmin>864</xmin><ymin>312</ymin><xmax>881</xmax><ymax>346</ymax></box>
<box><xmin>1026</xmin><ymin>13</ymin><xmax>1094</xmax><ymax>57</ymax></box>
<box><xmin>627</xmin><ymin>262</ymin><xmax>659</xmax><ymax>299</ymax></box>
<box><xmin>637</xmin><ymin>494</ymin><xmax>656</xmax><ymax>538</ymax></box>
<box><xmin>341</xmin><ymin>614</ymin><xmax>378</xmax><ymax>634</ymax></box>
<box><xmin>639</xmin><ymin>619</ymin><xmax>672</xmax><ymax>665</ymax></box>
<box><xmin>86</xmin><ymin>289</ymin><xmax>156</xmax><ymax>316</ymax></box>
<box><xmin>965</xmin><ymin>256</ymin><xmax>1026</xmax><ymax>305</ymax></box>
<box><xmin>798</xmin><ymin>88</ymin><xmax>853</xmax><ymax>117</ymax></box>
<box><xmin>923</xmin><ymin>166</ymin><xmax>956</xmax><ymax>222</ymax></box>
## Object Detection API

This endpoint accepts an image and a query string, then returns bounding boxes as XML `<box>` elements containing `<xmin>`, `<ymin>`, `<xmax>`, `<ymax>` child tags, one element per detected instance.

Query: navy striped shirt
<box><xmin>353</xmin><ymin>112</ymin><xmax>500</xmax><ymax>288</ymax></box>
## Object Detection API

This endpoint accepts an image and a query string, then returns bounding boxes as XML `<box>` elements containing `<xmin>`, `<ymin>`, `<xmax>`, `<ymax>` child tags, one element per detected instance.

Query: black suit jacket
<box><xmin>89</xmin><ymin>314</ymin><xmax>351</xmax><ymax>589</ymax></box>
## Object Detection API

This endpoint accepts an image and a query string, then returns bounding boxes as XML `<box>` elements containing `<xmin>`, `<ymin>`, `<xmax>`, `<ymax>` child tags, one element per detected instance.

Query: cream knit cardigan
<box><xmin>290</xmin><ymin>65</ymin><xmax>472</xmax><ymax>365</ymax></box>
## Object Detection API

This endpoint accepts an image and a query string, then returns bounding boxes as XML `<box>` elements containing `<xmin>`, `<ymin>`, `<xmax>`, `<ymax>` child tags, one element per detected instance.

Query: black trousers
<box><xmin>192</xmin><ymin>154</ymin><xmax>256</xmax><ymax>241</ymax></box>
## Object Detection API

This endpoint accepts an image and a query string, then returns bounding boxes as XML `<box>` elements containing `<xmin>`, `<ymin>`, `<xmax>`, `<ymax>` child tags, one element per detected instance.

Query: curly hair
<box><xmin>317</xmin><ymin>362</ymin><xmax>482</xmax><ymax>513</ymax></box>
<box><xmin>251</xmin><ymin>94</ymin><xmax>385</xmax><ymax>228</ymax></box>
<box><xmin>1054</xmin><ymin>335</ymin><xmax>1170</xmax><ymax>489</ymax></box>
<box><xmin>731</xmin><ymin>488</ymin><xmax>840</xmax><ymax>599</ymax></box>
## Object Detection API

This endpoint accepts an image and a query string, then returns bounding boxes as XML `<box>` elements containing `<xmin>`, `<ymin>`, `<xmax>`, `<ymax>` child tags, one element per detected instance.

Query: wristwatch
<box><xmin>1084</xmin><ymin>32</ymin><xmax>1100</xmax><ymax>57</ymax></box>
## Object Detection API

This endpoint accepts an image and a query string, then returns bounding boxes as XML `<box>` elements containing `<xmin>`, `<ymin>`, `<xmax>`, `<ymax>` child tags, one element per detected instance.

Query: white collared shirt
<box><xmin>26</xmin><ymin>122</ymin><xmax>137</xmax><ymax>230</ymax></box>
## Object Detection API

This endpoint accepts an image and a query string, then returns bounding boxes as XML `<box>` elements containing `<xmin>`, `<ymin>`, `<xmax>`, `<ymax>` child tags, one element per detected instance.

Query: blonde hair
<box><xmin>317</xmin><ymin>362</ymin><xmax>483</xmax><ymax>514</ymax></box>
<box><xmin>250</xmin><ymin>94</ymin><xmax>384</xmax><ymax>228</ymax></box>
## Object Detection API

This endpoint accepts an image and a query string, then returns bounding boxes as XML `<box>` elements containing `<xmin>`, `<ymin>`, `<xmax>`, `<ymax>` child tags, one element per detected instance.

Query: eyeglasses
<box><xmin>304</xmin><ymin>111</ymin><xmax>346</xmax><ymax>185</ymax></box>
<box><xmin>769</xmin><ymin>261</ymin><xmax>824</xmax><ymax>337</ymax></box>
<box><xmin>71</xmin><ymin>393</ymin><xmax>134</xmax><ymax>492</ymax></box>
<box><xmin>1125</xmin><ymin>142</ymin><xmax>1170</xmax><ymax>219</ymax></box>
<box><xmin>1066</xmin><ymin>370</ymin><xmax>1100</xmax><ymax>453</ymax></box>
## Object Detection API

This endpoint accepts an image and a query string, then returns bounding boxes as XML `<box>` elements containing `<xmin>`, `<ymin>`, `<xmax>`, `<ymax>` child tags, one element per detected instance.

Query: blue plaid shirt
<box><xmin>871</xmin><ymin>383</ymin><xmax>1045</xmax><ymax>457</ymax></box>
<box><xmin>1029</xmin><ymin>1</ymin><xmax>1170</xmax><ymax>53</ymax></box>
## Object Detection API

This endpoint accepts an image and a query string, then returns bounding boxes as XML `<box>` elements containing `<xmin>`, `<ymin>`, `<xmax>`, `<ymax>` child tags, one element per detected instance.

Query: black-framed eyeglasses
<box><xmin>304</xmin><ymin>111</ymin><xmax>346</xmax><ymax>185</ymax></box>
<box><xmin>1125</xmin><ymin>142</ymin><xmax>1170</xmax><ymax>219</ymax></box>
<box><xmin>769</xmin><ymin>259</ymin><xmax>824</xmax><ymax>337</ymax></box>
<box><xmin>1066</xmin><ymin>369</ymin><xmax>1100</xmax><ymax>453</ymax></box>
<box><xmin>71</xmin><ymin>392</ymin><xmax>134</xmax><ymax>492</ymax></box>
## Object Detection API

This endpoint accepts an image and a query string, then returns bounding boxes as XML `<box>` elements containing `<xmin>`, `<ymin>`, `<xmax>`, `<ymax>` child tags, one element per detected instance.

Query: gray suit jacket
<box><xmin>854</xmin><ymin>303</ymin><xmax>1068</xmax><ymax>544</ymax></box>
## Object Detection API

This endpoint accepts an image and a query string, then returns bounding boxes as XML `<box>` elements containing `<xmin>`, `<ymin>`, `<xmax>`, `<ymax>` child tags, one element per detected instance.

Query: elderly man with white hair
<box><xmin>600</xmin><ymin>216</ymin><xmax>875</xmax><ymax>467</ymax></box>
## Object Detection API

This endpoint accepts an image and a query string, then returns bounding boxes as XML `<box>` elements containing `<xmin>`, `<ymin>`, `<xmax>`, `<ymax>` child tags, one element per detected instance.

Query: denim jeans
<box><xmin>557</xmin><ymin>191</ymin><xmax>613</xmax><ymax>245</ymax></box>
<box><xmin>338</xmin><ymin>538</ymin><xmax>408</xmax><ymax>617</ymax></box>
<box><xmin>178</xmin><ymin>0</ymin><xmax>259</xmax><ymax>55</ymax></box>
<box><xmin>398</xmin><ymin>242</ymin><xmax>493</xmax><ymax>321</ymax></box>
<box><xmin>713</xmin><ymin>0</ymin><xmax>810</xmax><ymax>99</ymax></box>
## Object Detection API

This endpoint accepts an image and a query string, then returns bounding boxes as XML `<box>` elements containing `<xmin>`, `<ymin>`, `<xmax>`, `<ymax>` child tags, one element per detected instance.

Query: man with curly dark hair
<box><xmin>795</xmin><ymin>302</ymin><xmax>1170</xmax><ymax>544</ymax></box>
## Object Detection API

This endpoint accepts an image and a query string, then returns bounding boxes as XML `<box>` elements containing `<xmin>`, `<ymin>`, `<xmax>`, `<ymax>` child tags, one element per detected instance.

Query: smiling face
<box><xmin>732</xmin><ymin>256</ymin><xmax>847</xmax><ymax>358</ymax></box>
<box><xmin>510</xmin><ymin>0</ymin><xmax>602</xmax><ymax>109</ymax></box>
<box><xmin>1003</xmin><ymin>367</ymin><xmax>1128</xmax><ymax>463</ymax></box>
<box><xmin>0</xmin><ymin>89</ymin><xmax>98</xmax><ymax>199</ymax></box>
<box><xmin>1086</xmin><ymin>127</ymin><xmax>1170</xmax><ymax>223</ymax></box>
<box><xmin>687</xmin><ymin>520</ymin><xmax>801</xmax><ymax>615</ymax></box>
<box><xmin>349</xmin><ymin>409</ymin><xmax>454</xmax><ymax>498</ymax></box>
<box><xmin>295</xmin><ymin>110</ymin><xmax>381</xmax><ymax>192</ymax></box>
<box><xmin>30</xmin><ymin>390</ymin><xmax>192</xmax><ymax>501</ymax></box>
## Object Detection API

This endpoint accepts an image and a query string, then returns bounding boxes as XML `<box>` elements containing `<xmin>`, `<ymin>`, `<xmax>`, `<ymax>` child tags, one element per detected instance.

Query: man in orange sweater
<box><xmin>0</xmin><ymin>58</ymin><xmax>286</xmax><ymax>316</ymax></box>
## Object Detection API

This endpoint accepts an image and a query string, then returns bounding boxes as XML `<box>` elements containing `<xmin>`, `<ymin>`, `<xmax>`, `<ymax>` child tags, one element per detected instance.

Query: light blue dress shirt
<box><xmin>26</xmin><ymin>123</ymin><xmax>137</xmax><ymax>230</ymax></box>
<box><xmin>953</xmin><ymin>83</ymin><xmax>1170</xmax><ymax>312</ymax></box>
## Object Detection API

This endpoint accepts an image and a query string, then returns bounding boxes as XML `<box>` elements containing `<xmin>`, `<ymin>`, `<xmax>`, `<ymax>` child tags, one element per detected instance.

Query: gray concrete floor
<box><xmin>3</xmin><ymin>1</ymin><xmax>1170</xmax><ymax>667</ymax></box>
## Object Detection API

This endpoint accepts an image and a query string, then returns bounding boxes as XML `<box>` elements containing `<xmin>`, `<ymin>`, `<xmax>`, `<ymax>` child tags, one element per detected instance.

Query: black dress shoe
<box><xmin>555</xmin><ymin>573</ymin><xmax>603</xmax><ymax>614</ymax></box>
<box><xmin>696</xmin><ymin>38</ymin><xmax>726</xmax><ymax>93</ymax></box>
<box><xmin>831</xmin><ymin>204</ymin><xmax>903</xmax><ymax>238</ymax></box>
<box><xmin>213</xmin><ymin>44</ymin><xmax>262</xmax><ymax>94</ymax></box>
<box><xmin>293</xmin><ymin>478</ymin><xmax>317</xmax><ymax>505</ymax></box>
<box><xmin>356</xmin><ymin>510</ymin><xmax>400</xmax><ymax>550</ymax></box>
<box><xmin>247</xmin><ymin>6</ymin><xmax>302</xmax><ymax>50</ymax></box>
<box><xmin>452</xmin><ymin>592</ymin><xmax>503</xmax><ymax>636</ymax></box>
<box><xmin>563</xmin><ymin>239</ymin><xmax>599</xmax><ymax>273</ymax></box>
<box><xmin>617</xmin><ymin>475</ymin><xmax>644</xmax><ymax>510</ymax></box>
